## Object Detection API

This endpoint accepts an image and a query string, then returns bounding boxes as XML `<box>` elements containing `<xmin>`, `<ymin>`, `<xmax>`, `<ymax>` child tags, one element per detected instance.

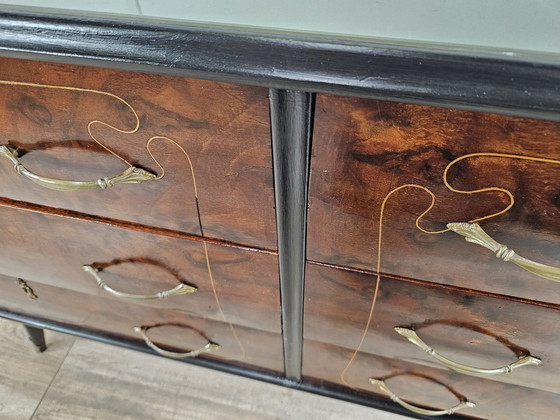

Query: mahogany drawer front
<box><xmin>304</xmin><ymin>263</ymin><xmax>560</xmax><ymax>393</ymax></box>
<box><xmin>0</xmin><ymin>57</ymin><xmax>276</xmax><ymax>249</ymax></box>
<box><xmin>307</xmin><ymin>95</ymin><xmax>560</xmax><ymax>303</ymax></box>
<box><xmin>303</xmin><ymin>340</ymin><xmax>560</xmax><ymax>420</ymax></box>
<box><xmin>0</xmin><ymin>203</ymin><xmax>281</xmax><ymax>333</ymax></box>
<box><xmin>0</xmin><ymin>273</ymin><xmax>284</xmax><ymax>374</ymax></box>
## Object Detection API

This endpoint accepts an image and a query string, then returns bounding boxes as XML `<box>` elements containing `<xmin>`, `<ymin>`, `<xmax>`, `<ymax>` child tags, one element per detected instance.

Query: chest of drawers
<box><xmin>0</xmin><ymin>6</ymin><xmax>559</xmax><ymax>419</ymax></box>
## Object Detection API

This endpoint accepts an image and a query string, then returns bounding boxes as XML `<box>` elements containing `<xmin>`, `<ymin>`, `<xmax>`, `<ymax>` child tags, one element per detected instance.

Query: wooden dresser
<box><xmin>0</xmin><ymin>6</ymin><xmax>559</xmax><ymax>419</ymax></box>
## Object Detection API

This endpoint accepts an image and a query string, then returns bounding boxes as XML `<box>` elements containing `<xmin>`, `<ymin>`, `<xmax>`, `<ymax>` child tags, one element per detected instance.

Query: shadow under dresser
<box><xmin>0</xmin><ymin>5</ymin><xmax>559</xmax><ymax>419</ymax></box>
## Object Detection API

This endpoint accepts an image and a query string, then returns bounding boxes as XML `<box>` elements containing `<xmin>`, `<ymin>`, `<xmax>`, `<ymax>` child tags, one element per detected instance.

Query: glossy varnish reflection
<box><xmin>0</xmin><ymin>57</ymin><xmax>276</xmax><ymax>248</ymax></box>
<box><xmin>308</xmin><ymin>95</ymin><xmax>560</xmax><ymax>303</ymax></box>
<box><xmin>304</xmin><ymin>263</ymin><xmax>560</xmax><ymax>393</ymax></box>
<box><xmin>0</xmin><ymin>273</ymin><xmax>283</xmax><ymax>373</ymax></box>
<box><xmin>0</xmin><ymin>202</ymin><xmax>281</xmax><ymax>333</ymax></box>
<box><xmin>303</xmin><ymin>340</ymin><xmax>560</xmax><ymax>420</ymax></box>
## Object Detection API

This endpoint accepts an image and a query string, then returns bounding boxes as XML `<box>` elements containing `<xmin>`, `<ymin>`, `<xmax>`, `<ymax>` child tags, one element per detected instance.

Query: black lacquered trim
<box><xmin>0</xmin><ymin>8</ymin><xmax>560</xmax><ymax>121</ymax></box>
<box><xmin>0</xmin><ymin>309</ymin><xmax>465</xmax><ymax>419</ymax></box>
<box><xmin>270</xmin><ymin>89</ymin><xmax>314</xmax><ymax>381</ymax></box>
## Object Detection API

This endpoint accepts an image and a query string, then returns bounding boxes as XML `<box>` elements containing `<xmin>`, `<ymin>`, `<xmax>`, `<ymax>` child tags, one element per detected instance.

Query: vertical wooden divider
<box><xmin>270</xmin><ymin>89</ymin><xmax>314</xmax><ymax>381</ymax></box>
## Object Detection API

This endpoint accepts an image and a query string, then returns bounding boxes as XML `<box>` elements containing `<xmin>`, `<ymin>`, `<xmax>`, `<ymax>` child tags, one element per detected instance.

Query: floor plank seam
<box><xmin>28</xmin><ymin>335</ymin><xmax>77</xmax><ymax>420</ymax></box>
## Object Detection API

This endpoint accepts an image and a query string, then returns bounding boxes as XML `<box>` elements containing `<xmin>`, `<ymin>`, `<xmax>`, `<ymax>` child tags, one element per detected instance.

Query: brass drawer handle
<box><xmin>395</xmin><ymin>327</ymin><xmax>541</xmax><ymax>376</ymax></box>
<box><xmin>369</xmin><ymin>377</ymin><xmax>475</xmax><ymax>416</ymax></box>
<box><xmin>448</xmin><ymin>222</ymin><xmax>560</xmax><ymax>282</ymax></box>
<box><xmin>133</xmin><ymin>326</ymin><xmax>220</xmax><ymax>359</ymax></box>
<box><xmin>83</xmin><ymin>265</ymin><xmax>196</xmax><ymax>301</ymax></box>
<box><xmin>0</xmin><ymin>145</ymin><xmax>156</xmax><ymax>191</ymax></box>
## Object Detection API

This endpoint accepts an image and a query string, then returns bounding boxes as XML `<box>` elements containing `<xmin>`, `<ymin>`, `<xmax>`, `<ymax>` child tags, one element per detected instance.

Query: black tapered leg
<box><xmin>23</xmin><ymin>324</ymin><xmax>47</xmax><ymax>352</ymax></box>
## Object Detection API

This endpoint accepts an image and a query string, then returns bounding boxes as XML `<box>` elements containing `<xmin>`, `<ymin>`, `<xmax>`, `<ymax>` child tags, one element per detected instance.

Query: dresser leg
<box><xmin>23</xmin><ymin>325</ymin><xmax>47</xmax><ymax>353</ymax></box>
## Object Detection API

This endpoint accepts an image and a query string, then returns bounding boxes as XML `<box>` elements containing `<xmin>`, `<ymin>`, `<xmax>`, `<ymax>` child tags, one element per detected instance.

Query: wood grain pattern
<box><xmin>0</xmin><ymin>57</ymin><xmax>276</xmax><ymax>249</ymax></box>
<box><xmin>308</xmin><ymin>95</ymin><xmax>560</xmax><ymax>303</ymax></box>
<box><xmin>0</xmin><ymin>318</ymin><xmax>75</xmax><ymax>420</ymax></box>
<box><xmin>304</xmin><ymin>263</ymin><xmax>560</xmax><ymax>394</ymax></box>
<box><xmin>304</xmin><ymin>339</ymin><xmax>560</xmax><ymax>420</ymax></box>
<box><xmin>0</xmin><ymin>274</ymin><xmax>283</xmax><ymax>373</ymax></box>
<box><xmin>0</xmin><ymin>203</ymin><xmax>280</xmax><ymax>333</ymax></box>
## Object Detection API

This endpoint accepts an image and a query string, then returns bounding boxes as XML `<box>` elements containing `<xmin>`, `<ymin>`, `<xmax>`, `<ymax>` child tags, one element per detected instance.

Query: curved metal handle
<box><xmin>395</xmin><ymin>327</ymin><xmax>541</xmax><ymax>376</ymax></box>
<box><xmin>83</xmin><ymin>265</ymin><xmax>196</xmax><ymax>301</ymax></box>
<box><xmin>369</xmin><ymin>378</ymin><xmax>475</xmax><ymax>416</ymax></box>
<box><xmin>448</xmin><ymin>222</ymin><xmax>560</xmax><ymax>282</ymax></box>
<box><xmin>133</xmin><ymin>326</ymin><xmax>220</xmax><ymax>359</ymax></box>
<box><xmin>0</xmin><ymin>145</ymin><xmax>156</xmax><ymax>191</ymax></box>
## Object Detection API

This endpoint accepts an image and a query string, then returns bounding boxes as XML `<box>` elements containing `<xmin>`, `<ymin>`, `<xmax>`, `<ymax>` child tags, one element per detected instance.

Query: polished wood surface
<box><xmin>0</xmin><ymin>274</ymin><xmax>283</xmax><ymax>373</ymax></box>
<box><xmin>304</xmin><ymin>339</ymin><xmax>560</xmax><ymax>420</ymax></box>
<box><xmin>0</xmin><ymin>203</ymin><xmax>280</xmax><ymax>333</ymax></box>
<box><xmin>308</xmin><ymin>95</ymin><xmax>560</xmax><ymax>303</ymax></box>
<box><xmin>304</xmin><ymin>263</ymin><xmax>560</xmax><ymax>393</ymax></box>
<box><xmin>0</xmin><ymin>57</ymin><xmax>276</xmax><ymax>249</ymax></box>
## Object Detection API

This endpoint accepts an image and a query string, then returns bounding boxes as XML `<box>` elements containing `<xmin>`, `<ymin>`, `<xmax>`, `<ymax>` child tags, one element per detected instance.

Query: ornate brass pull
<box><xmin>133</xmin><ymin>326</ymin><xmax>220</xmax><ymax>359</ymax></box>
<box><xmin>17</xmin><ymin>278</ymin><xmax>38</xmax><ymax>299</ymax></box>
<box><xmin>83</xmin><ymin>265</ymin><xmax>196</xmax><ymax>301</ymax></box>
<box><xmin>448</xmin><ymin>222</ymin><xmax>560</xmax><ymax>282</ymax></box>
<box><xmin>395</xmin><ymin>327</ymin><xmax>542</xmax><ymax>376</ymax></box>
<box><xmin>369</xmin><ymin>377</ymin><xmax>476</xmax><ymax>416</ymax></box>
<box><xmin>0</xmin><ymin>145</ymin><xmax>156</xmax><ymax>191</ymax></box>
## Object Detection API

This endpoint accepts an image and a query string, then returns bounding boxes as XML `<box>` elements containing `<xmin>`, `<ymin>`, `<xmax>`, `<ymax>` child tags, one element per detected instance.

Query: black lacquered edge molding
<box><xmin>270</xmin><ymin>90</ymin><xmax>314</xmax><ymax>381</ymax></box>
<box><xmin>0</xmin><ymin>309</ymin><xmax>461</xmax><ymax>420</ymax></box>
<box><xmin>0</xmin><ymin>8</ymin><xmax>560</xmax><ymax>121</ymax></box>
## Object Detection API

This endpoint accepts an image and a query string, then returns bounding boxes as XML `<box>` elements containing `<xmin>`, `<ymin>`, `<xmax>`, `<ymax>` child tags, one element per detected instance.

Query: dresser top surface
<box><xmin>2</xmin><ymin>0</ymin><xmax>560</xmax><ymax>59</ymax></box>
<box><xmin>1</xmin><ymin>3</ymin><xmax>559</xmax><ymax>122</ymax></box>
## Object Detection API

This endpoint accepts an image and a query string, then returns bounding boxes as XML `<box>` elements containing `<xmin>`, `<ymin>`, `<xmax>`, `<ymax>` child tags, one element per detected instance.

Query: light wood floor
<box><xmin>0</xmin><ymin>318</ymin><xmax>407</xmax><ymax>419</ymax></box>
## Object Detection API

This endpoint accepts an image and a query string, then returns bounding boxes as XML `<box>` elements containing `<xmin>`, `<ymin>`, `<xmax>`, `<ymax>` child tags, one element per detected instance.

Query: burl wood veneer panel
<box><xmin>304</xmin><ymin>340</ymin><xmax>560</xmax><ymax>420</ymax></box>
<box><xmin>0</xmin><ymin>203</ymin><xmax>280</xmax><ymax>333</ymax></box>
<box><xmin>0</xmin><ymin>274</ymin><xmax>283</xmax><ymax>374</ymax></box>
<box><xmin>304</xmin><ymin>263</ymin><xmax>560</xmax><ymax>394</ymax></box>
<box><xmin>308</xmin><ymin>95</ymin><xmax>560</xmax><ymax>303</ymax></box>
<box><xmin>0</xmin><ymin>57</ymin><xmax>275</xmax><ymax>249</ymax></box>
